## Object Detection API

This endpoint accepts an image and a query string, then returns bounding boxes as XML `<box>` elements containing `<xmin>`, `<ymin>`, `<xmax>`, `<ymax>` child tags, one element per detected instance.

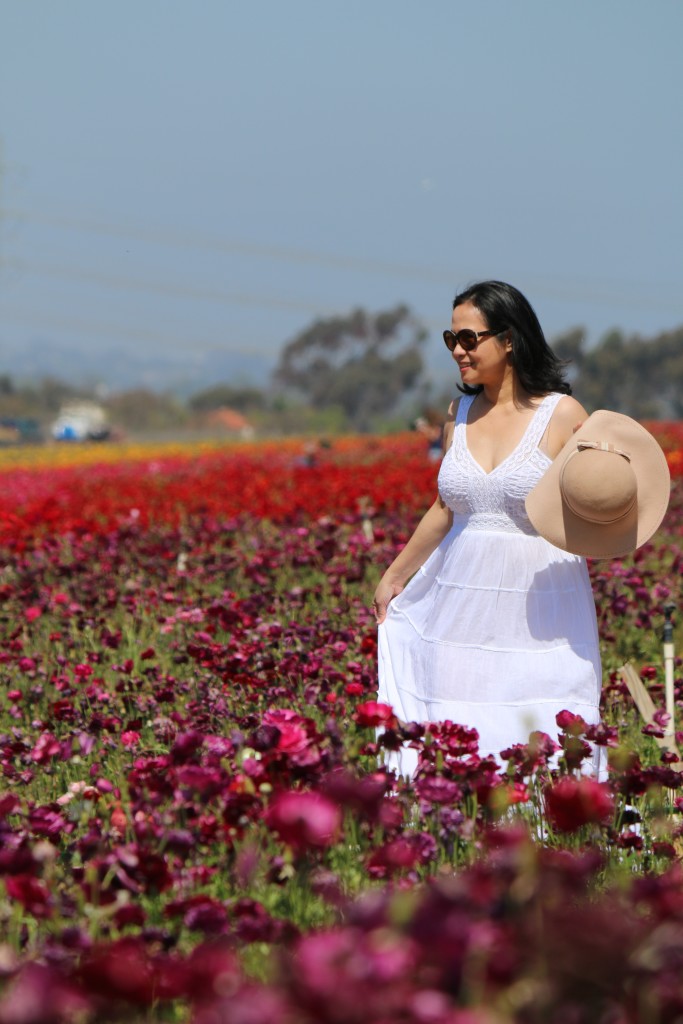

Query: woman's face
<box><xmin>449</xmin><ymin>301</ymin><xmax>512</xmax><ymax>388</ymax></box>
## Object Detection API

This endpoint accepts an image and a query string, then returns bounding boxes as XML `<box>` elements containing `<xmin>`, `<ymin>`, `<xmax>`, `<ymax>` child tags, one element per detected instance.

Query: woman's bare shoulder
<box><xmin>446</xmin><ymin>397</ymin><xmax>460</xmax><ymax>420</ymax></box>
<box><xmin>547</xmin><ymin>394</ymin><xmax>590</xmax><ymax>455</ymax></box>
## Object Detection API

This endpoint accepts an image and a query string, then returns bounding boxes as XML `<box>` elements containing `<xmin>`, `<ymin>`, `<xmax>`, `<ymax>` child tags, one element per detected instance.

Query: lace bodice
<box><xmin>437</xmin><ymin>393</ymin><xmax>564</xmax><ymax>534</ymax></box>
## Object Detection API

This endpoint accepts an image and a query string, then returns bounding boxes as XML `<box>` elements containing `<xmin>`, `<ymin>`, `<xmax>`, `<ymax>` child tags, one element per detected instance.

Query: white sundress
<box><xmin>377</xmin><ymin>393</ymin><xmax>603</xmax><ymax>778</ymax></box>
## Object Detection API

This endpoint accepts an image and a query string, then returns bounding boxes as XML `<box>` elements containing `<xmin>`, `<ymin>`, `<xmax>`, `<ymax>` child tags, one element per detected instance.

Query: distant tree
<box><xmin>188</xmin><ymin>385</ymin><xmax>265</xmax><ymax>413</ymax></box>
<box><xmin>577</xmin><ymin>330</ymin><xmax>633</xmax><ymax>413</ymax></box>
<box><xmin>106</xmin><ymin>389</ymin><xmax>188</xmax><ymax>434</ymax></box>
<box><xmin>551</xmin><ymin>327</ymin><xmax>586</xmax><ymax>385</ymax></box>
<box><xmin>562</xmin><ymin>325</ymin><xmax>683</xmax><ymax>419</ymax></box>
<box><xmin>634</xmin><ymin>327</ymin><xmax>683</xmax><ymax>418</ymax></box>
<box><xmin>274</xmin><ymin>306</ymin><xmax>427</xmax><ymax>429</ymax></box>
<box><xmin>37</xmin><ymin>377</ymin><xmax>85</xmax><ymax>414</ymax></box>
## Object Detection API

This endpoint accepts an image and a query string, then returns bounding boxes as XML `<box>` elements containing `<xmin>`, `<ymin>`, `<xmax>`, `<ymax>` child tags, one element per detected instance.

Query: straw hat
<box><xmin>525</xmin><ymin>410</ymin><xmax>670</xmax><ymax>559</ymax></box>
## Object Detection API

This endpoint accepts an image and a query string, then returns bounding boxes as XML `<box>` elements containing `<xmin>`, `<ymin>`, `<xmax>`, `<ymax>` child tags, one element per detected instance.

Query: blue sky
<box><xmin>1</xmin><ymin>0</ymin><xmax>682</xmax><ymax>390</ymax></box>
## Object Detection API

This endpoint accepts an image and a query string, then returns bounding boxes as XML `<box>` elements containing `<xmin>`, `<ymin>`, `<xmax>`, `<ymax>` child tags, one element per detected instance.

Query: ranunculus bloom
<box><xmin>30</xmin><ymin>732</ymin><xmax>61</xmax><ymax>764</ymax></box>
<box><xmin>556</xmin><ymin>710</ymin><xmax>588</xmax><ymax>735</ymax></box>
<box><xmin>354</xmin><ymin>701</ymin><xmax>396</xmax><ymax>728</ymax></box>
<box><xmin>121</xmin><ymin>731</ymin><xmax>141</xmax><ymax>748</ymax></box>
<box><xmin>5</xmin><ymin>874</ymin><xmax>52</xmax><ymax>918</ymax></box>
<box><xmin>0</xmin><ymin>964</ymin><xmax>90</xmax><ymax>1023</ymax></box>
<box><xmin>265</xmin><ymin>791</ymin><xmax>341</xmax><ymax>852</ymax></box>
<box><xmin>545</xmin><ymin>777</ymin><xmax>615</xmax><ymax>833</ymax></box>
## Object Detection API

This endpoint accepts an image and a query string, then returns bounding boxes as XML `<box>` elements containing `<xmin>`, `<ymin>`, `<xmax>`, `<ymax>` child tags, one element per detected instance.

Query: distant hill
<box><xmin>4</xmin><ymin>336</ymin><xmax>276</xmax><ymax>396</ymax></box>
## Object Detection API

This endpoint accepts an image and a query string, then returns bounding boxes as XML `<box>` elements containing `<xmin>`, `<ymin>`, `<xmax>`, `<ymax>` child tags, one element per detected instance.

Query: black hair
<box><xmin>452</xmin><ymin>280</ymin><xmax>572</xmax><ymax>397</ymax></box>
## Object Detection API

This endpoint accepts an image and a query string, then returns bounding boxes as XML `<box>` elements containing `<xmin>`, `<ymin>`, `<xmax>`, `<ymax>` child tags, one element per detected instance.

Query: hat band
<box><xmin>561</xmin><ymin>442</ymin><xmax>637</xmax><ymax>525</ymax></box>
<box><xmin>575</xmin><ymin>440</ymin><xmax>631</xmax><ymax>461</ymax></box>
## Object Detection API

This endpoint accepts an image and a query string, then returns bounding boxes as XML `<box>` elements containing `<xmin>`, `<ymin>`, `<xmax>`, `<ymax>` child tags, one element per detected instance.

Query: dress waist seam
<box><xmin>386</xmin><ymin>685</ymin><xmax>600</xmax><ymax>709</ymax></box>
<box><xmin>418</xmin><ymin>571</ymin><xmax>582</xmax><ymax>596</ymax></box>
<box><xmin>392</xmin><ymin>612</ymin><xmax>592</xmax><ymax>653</ymax></box>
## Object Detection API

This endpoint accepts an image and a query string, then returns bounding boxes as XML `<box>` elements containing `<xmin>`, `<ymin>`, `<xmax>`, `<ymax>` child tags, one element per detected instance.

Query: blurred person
<box><xmin>414</xmin><ymin>408</ymin><xmax>445</xmax><ymax>462</ymax></box>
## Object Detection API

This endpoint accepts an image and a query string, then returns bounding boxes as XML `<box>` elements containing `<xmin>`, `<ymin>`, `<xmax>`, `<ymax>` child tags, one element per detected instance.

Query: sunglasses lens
<box><xmin>444</xmin><ymin>329</ymin><xmax>485</xmax><ymax>351</ymax></box>
<box><xmin>458</xmin><ymin>330</ymin><xmax>478</xmax><ymax>351</ymax></box>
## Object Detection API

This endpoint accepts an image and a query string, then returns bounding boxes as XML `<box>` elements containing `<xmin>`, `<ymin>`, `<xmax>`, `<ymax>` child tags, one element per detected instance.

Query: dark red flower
<box><xmin>5</xmin><ymin>874</ymin><xmax>52</xmax><ymax>918</ymax></box>
<box><xmin>545</xmin><ymin>777</ymin><xmax>615</xmax><ymax>833</ymax></box>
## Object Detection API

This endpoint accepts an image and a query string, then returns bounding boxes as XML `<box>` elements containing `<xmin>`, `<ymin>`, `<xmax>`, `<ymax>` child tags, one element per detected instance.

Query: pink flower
<box><xmin>121</xmin><ymin>731</ymin><xmax>141</xmax><ymax>748</ymax></box>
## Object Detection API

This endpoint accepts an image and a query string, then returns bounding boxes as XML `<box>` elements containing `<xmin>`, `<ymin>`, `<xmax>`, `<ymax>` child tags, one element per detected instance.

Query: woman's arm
<box><xmin>373</xmin><ymin>492</ymin><xmax>453</xmax><ymax>624</ymax></box>
<box><xmin>372</xmin><ymin>409</ymin><xmax>456</xmax><ymax>624</ymax></box>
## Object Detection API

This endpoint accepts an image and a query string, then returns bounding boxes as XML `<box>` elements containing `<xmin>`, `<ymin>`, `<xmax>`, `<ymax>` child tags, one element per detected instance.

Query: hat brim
<box><xmin>525</xmin><ymin>409</ymin><xmax>670</xmax><ymax>559</ymax></box>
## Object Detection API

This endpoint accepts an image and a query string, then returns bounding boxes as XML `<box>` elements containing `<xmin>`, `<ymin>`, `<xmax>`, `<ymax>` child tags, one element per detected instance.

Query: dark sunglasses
<box><xmin>443</xmin><ymin>328</ymin><xmax>507</xmax><ymax>353</ymax></box>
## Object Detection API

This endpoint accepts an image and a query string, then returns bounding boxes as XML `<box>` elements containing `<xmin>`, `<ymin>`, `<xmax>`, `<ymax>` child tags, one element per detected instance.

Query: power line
<box><xmin>0</xmin><ymin>256</ymin><xmax>340</xmax><ymax>316</ymax></box>
<box><xmin>4</xmin><ymin>205</ymin><xmax>682</xmax><ymax>315</ymax></box>
<box><xmin>0</xmin><ymin>206</ymin><xmax>456</xmax><ymax>284</ymax></box>
<box><xmin>0</xmin><ymin>303</ymin><xmax>273</xmax><ymax>357</ymax></box>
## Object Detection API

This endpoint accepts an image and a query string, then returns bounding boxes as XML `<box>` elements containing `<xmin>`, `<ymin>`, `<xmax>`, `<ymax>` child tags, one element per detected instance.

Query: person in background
<box><xmin>414</xmin><ymin>408</ymin><xmax>445</xmax><ymax>462</ymax></box>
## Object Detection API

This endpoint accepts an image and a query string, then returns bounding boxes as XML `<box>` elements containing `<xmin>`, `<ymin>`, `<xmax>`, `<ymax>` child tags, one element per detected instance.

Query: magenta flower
<box><xmin>556</xmin><ymin>710</ymin><xmax>588</xmax><ymax>735</ymax></box>
<box><xmin>30</xmin><ymin>732</ymin><xmax>61</xmax><ymax>764</ymax></box>
<box><xmin>0</xmin><ymin>963</ymin><xmax>90</xmax><ymax>1023</ymax></box>
<box><xmin>265</xmin><ymin>791</ymin><xmax>341</xmax><ymax>852</ymax></box>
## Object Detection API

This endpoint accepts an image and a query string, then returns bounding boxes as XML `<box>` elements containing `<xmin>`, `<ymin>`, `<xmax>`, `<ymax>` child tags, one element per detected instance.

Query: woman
<box><xmin>373</xmin><ymin>280</ymin><xmax>603</xmax><ymax>777</ymax></box>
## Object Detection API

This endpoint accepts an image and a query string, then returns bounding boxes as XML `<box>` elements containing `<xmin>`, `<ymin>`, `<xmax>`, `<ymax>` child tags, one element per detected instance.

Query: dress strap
<box><xmin>524</xmin><ymin>392</ymin><xmax>565</xmax><ymax>450</ymax></box>
<box><xmin>450</xmin><ymin>394</ymin><xmax>475</xmax><ymax>453</ymax></box>
<box><xmin>455</xmin><ymin>394</ymin><xmax>475</xmax><ymax>426</ymax></box>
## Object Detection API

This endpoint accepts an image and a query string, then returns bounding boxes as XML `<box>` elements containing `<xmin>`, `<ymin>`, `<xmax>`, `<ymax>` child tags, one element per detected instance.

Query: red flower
<box><xmin>345</xmin><ymin>681</ymin><xmax>365</xmax><ymax>696</ymax></box>
<box><xmin>354</xmin><ymin>701</ymin><xmax>396</xmax><ymax>728</ymax></box>
<box><xmin>545</xmin><ymin>777</ymin><xmax>615</xmax><ymax>833</ymax></box>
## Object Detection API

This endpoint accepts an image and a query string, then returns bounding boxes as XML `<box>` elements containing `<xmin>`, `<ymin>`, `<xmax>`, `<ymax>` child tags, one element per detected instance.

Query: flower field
<box><xmin>1</xmin><ymin>426</ymin><xmax>682</xmax><ymax>1023</ymax></box>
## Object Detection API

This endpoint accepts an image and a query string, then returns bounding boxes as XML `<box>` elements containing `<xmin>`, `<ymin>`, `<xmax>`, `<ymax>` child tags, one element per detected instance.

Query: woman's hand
<box><xmin>372</xmin><ymin>575</ymin><xmax>405</xmax><ymax>624</ymax></box>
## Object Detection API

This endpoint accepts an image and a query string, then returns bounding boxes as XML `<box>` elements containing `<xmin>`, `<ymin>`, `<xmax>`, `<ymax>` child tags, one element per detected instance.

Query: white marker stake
<box><xmin>664</xmin><ymin>603</ymin><xmax>676</xmax><ymax>739</ymax></box>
